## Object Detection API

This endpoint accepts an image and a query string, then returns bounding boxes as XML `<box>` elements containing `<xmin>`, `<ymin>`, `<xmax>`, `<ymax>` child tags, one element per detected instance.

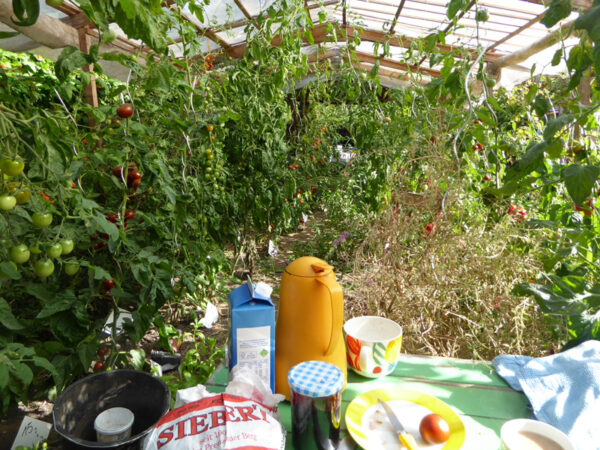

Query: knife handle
<box><xmin>399</xmin><ymin>432</ymin><xmax>419</xmax><ymax>450</ymax></box>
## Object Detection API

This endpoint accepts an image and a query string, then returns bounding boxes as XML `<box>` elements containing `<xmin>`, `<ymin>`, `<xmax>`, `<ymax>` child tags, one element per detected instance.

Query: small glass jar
<box><xmin>288</xmin><ymin>360</ymin><xmax>344</xmax><ymax>450</ymax></box>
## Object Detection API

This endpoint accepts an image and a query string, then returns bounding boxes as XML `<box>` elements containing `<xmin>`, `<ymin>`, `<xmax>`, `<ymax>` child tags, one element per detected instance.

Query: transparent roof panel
<box><xmin>40</xmin><ymin>3</ymin><xmax>68</xmax><ymax>19</ymax></box>
<box><xmin>244</xmin><ymin>0</ymin><xmax>281</xmax><ymax>17</ymax></box>
<box><xmin>201</xmin><ymin>0</ymin><xmax>247</xmax><ymax>26</ymax></box>
<box><xmin>215</xmin><ymin>26</ymin><xmax>252</xmax><ymax>45</ymax></box>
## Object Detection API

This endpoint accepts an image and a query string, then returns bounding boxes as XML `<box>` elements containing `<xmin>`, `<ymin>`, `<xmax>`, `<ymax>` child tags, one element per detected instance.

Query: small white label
<box><xmin>267</xmin><ymin>240</ymin><xmax>278</xmax><ymax>257</ymax></box>
<box><xmin>236</xmin><ymin>326</ymin><xmax>271</xmax><ymax>386</ymax></box>
<box><xmin>11</xmin><ymin>416</ymin><xmax>51</xmax><ymax>450</ymax></box>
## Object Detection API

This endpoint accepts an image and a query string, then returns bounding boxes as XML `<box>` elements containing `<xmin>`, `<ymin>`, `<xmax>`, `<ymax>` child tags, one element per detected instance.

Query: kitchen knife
<box><xmin>378</xmin><ymin>398</ymin><xmax>419</xmax><ymax>450</ymax></box>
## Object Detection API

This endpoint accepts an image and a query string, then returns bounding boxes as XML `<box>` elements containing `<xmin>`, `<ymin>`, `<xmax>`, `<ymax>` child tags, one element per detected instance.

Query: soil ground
<box><xmin>0</xmin><ymin>220</ymin><xmax>320</xmax><ymax>450</ymax></box>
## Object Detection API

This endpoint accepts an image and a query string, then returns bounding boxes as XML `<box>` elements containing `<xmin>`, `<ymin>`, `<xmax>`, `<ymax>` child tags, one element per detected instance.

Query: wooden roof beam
<box><xmin>520</xmin><ymin>0</ymin><xmax>593</xmax><ymax>10</ymax></box>
<box><xmin>226</xmin><ymin>21</ymin><xmax>503</xmax><ymax>61</ymax></box>
<box><xmin>388</xmin><ymin>0</ymin><xmax>408</xmax><ymax>34</ymax></box>
<box><xmin>167</xmin><ymin>4</ymin><xmax>234</xmax><ymax>54</ymax></box>
<box><xmin>232</xmin><ymin>0</ymin><xmax>260</xmax><ymax>29</ymax></box>
<box><xmin>486</xmin><ymin>11</ymin><xmax>545</xmax><ymax>52</ymax></box>
<box><xmin>354</xmin><ymin>50</ymin><xmax>441</xmax><ymax>77</ymax></box>
<box><xmin>486</xmin><ymin>19</ymin><xmax>581</xmax><ymax>78</ymax></box>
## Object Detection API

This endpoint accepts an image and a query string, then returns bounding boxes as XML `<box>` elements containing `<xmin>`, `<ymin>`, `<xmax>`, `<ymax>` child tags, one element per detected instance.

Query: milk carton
<box><xmin>228</xmin><ymin>282</ymin><xmax>275</xmax><ymax>392</ymax></box>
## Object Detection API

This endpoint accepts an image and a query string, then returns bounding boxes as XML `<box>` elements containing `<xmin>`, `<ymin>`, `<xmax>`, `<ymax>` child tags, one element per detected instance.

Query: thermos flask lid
<box><xmin>285</xmin><ymin>256</ymin><xmax>334</xmax><ymax>277</ymax></box>
<box><xmin>288</xmin><ymin>360</ymin><xmax>344</xmax><ymax>398</ymax></box>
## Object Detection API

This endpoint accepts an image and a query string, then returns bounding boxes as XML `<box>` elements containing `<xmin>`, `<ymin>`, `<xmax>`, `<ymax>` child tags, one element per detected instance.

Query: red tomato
<box><xmin>103</xmin><ymin>279</ymin><xmax>115</xmax><ymax>290</ymax></box>
<box><xmin>117</xmin><ymin>103</ymin><xmax>134</xmax><ymax>118</ymax></box>
<box><xmin>112</xmin><ymin>166</ymin><xmax>123</xmax><ymax>177</ymax></box>
<box><xmin>97</xmin><ymin>346</ymin><xmax>109</xmax><ymax>357</ymax></box>
<box><xmin>507</xmin><ymin>204</ymin><xmax>518</xmax><ymax>215</ymax></box>
<box><xmin>124</xmin><ymin>210</ymin><xmax>135</xmax><ymax>221</ymax></box>
<box><xmin>419</xmin><ymin>414</ymin><xmax>450</xmax><ymax>444</ymax></box>
<box><xmin>94</xmin><ymin>361</ymin><xmax>104</xmax><ymax>371</ymax></box>
<box><xmin>106</xmin><ymin>213</ymin><xmax>118</xmax><ymax>223</ymax></box>
<box><xmin>128</xmin><ymin>170</ymin><xmax>142</xmax><ymax>180</ymax></box>
<box><xmin>131</xmin><ymin>179</ymin><xmax>141</xmax><ymax>189</ymax></box>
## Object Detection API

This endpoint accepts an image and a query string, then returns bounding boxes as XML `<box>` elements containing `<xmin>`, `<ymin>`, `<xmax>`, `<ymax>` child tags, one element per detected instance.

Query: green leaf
<box><xmin>0</xmin><ymin>364</ymin><xmax>8</xmax><ymax>389</ymax></box>
<box><xmin>574</xmin><ymin>6</ymin><xmax>600</xmax><ymax>42</ymax></box>
<box><xmin>55</xmin><ymin>46</ymin><xmax>94</xmax><ymax>81</ymax></box>
<box><xmin>36</xmin><ymin>291</ymin><xmax>76</xmax><ymax>319</ymax></box>
<box><xmin>546</xmin><ymin>138</ymin><xmax>564</xmax><ymax>158</ymax></box>
<box><xmin>533</xmin><ymin>96</ymin><xmax>550</xmax><ymax>117</ymax></box>
<box><xmin>93</xmin><ymin>265</ymin><xmax>112</xmax><ymax>281</ymax></box>
<box><xmin>31</xmin><ymin>356</ymin><xmax>58</xmax><ymax>379</ymax></box>
<box><xmin>11</xmin><ymin>362</ymin><xmax>33</xmax><ymax>385</ymax></box>
<box><xmin>543</xmin><ymin>114</ymin><xmax>576</xmax><ymax>140</ymax></box>
<box><xmin>11</xmin><ymin>0</ymin><xmax>40</xmax><ymax>26</ymax></box>
<box><xmin>525</xmin><ymin>84</ymin><xmax>538</xmax><ymax>104</ymax></box>
<box><xmin>513</xmin><ymin>281</ymin><xmax>586</xmax><ymax>314</ymax></box>
<box><xmin>567</xmin><ymin>44</ymin><xmax>592</xmax><ymax>72</ymax></box>
<box><xmin>541</xmin><ymin>0</ymin><xmax>572</xmax><ymax>28</ymax></box>
<box><xmin>551</xmin><ymin>48</ymin><xmax>563</xmax><ymax>66</ymax></box>
<box><xmin>504</xmin><ymin>141</ymin><xmax>548</xmax><ymax>182</ymax></box>
<box><xmin>447</xmin><ymin>0</ymin><xmax>469</xmax><ymax>19</ymax></box>
<box><xmin>0</xmin><ymin>31</ymin><xmax>20</xmax><ymax>39</ymax></box>
<box><xmin>92</xmin><ymin>212</ymin><xmax>119</xmax><ymax>242</ymax></box>
<box><xmin>77</xmin><ymin>340</ymin><xmax>97</xmax><ymax>369</ymax></box>
<box><xmin>129</xmin><ymin>349</ymin><xmax>146</xmax><ymax>370</ymax></box>
<box><xmin>476</xmin><ymin>109</ymin><xmax>495</xmax><ymax>127</ymax></box>
<box><xmin>119</xmin><ymin>0</ymin><xmax>137</xmax><ymax>19</ymax></box>
<box><xmin>0</xmin><ymin>262</ymin><xmax>20</xmax><ymax>280</ymax></box>
<box><xmin>564</xmin><ymin>164</ymin><xmax>600</xmax><ymax>204</ymax></box>
<box><xmin>0</xmin><ymin>298</ymin><xmax>24</xmax><ymax>330</ymax></box>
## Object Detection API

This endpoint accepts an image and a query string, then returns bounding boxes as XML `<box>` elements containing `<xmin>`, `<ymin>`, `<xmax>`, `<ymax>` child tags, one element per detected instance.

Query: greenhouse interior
<box><xmin>0</xmin><ymin>0</ymin><xmax>599</xmax><ymax>449</ymax></box>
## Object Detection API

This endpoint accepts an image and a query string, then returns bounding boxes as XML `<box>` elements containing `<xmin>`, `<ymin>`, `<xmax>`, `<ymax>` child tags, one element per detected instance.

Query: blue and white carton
<box><xmin>228</xmin><ymin>281</ymin><xmax>275</xmax><ymax>392</ymax></box>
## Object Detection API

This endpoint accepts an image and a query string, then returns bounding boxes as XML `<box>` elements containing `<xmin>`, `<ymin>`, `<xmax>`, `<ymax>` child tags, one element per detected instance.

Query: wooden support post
<box><xmin>78</xmin><ymin>28</ymin><xmax>98</xmax><ymax>126</ymax></box>
<box><xmin>574</xmin><ymin>73</ymin><xmax>591</xmax><ymax>139</ymax></box>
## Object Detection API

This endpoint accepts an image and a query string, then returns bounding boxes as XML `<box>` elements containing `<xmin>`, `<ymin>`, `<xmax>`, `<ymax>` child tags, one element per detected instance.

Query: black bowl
<box><xmin>52</xmin><ymin>370</ymin><xmax>170</xmax><ymax>449</ymax></box>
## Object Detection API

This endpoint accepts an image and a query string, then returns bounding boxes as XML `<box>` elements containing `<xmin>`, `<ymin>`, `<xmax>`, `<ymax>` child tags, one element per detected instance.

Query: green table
<box><xmin>207</xmin><ymin>354</ymin><xmax>532</xmax><ymax>449</ymax></box>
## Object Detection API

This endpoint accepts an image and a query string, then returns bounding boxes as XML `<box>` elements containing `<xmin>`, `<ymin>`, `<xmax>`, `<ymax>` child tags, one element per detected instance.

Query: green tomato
<box><xmin>60</xmin><ymin>239</ymin><xmax>74</xmax><ymax>255</ymax></box>
<box><xmin>15</xmin><ymin>189</ymin><xmax>30</xmax><ymax>204</ymax></box>
<box><xmin>64</xmin><ymin>261</ymin><xmax>80</xmax><ymax>275</ymax></box>
<box><xmin>32</xmin><ymin>212</ymin><xmax>52</xmax><ymax>228</ymax></box>
<box><xmin>0</xmin><ymin>194</ymin><xmax>17</xmax><ymax>211</ymax></box>
<box><xmin>34</xmin><ymin>259</ymin><xmax>54</xmax><ymax>278</ymax></box>
<box><xmin>46</xmin><ymin>243</ymin><xmax>63</xmax><ymax>259</ymax></box>
<box><xmin>10</xmin><ymin>244</ymin><xmax>30</xmax><ymax>264</ymax></box>
<box><xmin>0</xmin><ymin>159</ymin><xmax>25</xmax><ymax>177</ymax></box>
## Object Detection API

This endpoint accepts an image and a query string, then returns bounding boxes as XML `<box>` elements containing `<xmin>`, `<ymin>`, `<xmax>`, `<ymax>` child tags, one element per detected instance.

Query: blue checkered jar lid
<box><xmin>288</xmin><ymin>360</ymin><xmax>344</xmax><ymax>398</ymax></box>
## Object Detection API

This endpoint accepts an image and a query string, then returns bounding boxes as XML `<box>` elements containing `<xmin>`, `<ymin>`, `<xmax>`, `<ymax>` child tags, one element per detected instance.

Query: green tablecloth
<box><xmin>207</xmin><ymin>354</ymin><xmax>532</xmax><ymax>449</ymax></box>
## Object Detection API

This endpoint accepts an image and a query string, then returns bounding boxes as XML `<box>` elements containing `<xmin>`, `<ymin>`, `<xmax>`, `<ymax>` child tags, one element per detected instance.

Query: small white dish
<box><xmin>500</xmin><ymin>418</ymin><xmax>575</xmax><ymax>450</ymax></box>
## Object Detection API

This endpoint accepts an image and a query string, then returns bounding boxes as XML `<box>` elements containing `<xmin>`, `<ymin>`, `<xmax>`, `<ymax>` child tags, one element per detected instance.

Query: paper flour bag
<box><xmin>143</xmin><ymin>393</ymin><xmax>285</xmax><ymax>450</ymax></box>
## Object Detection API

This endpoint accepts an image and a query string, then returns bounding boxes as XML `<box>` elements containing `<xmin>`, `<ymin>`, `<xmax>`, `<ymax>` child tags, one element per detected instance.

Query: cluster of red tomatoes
<box><xmin>112</xmin><ymin>162</ymin><xmax>143</xmax><ymax>191</ymax></box>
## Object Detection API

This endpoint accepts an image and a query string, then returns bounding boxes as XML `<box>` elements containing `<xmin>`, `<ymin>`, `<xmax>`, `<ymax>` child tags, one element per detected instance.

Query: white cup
<box><xmin>94</xmin><ymin>407</ymin><xmax>134</xmax><ymax>443</ymax></box>
<box><xmin>343</xmin><ymin>316</ymin><xmax>403</xmax><ymax>378</ymax></box>
<box><xmin>501</xmin><ymin>419</ymin><xmax>575</xmax><ymax>450</ymax></box>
